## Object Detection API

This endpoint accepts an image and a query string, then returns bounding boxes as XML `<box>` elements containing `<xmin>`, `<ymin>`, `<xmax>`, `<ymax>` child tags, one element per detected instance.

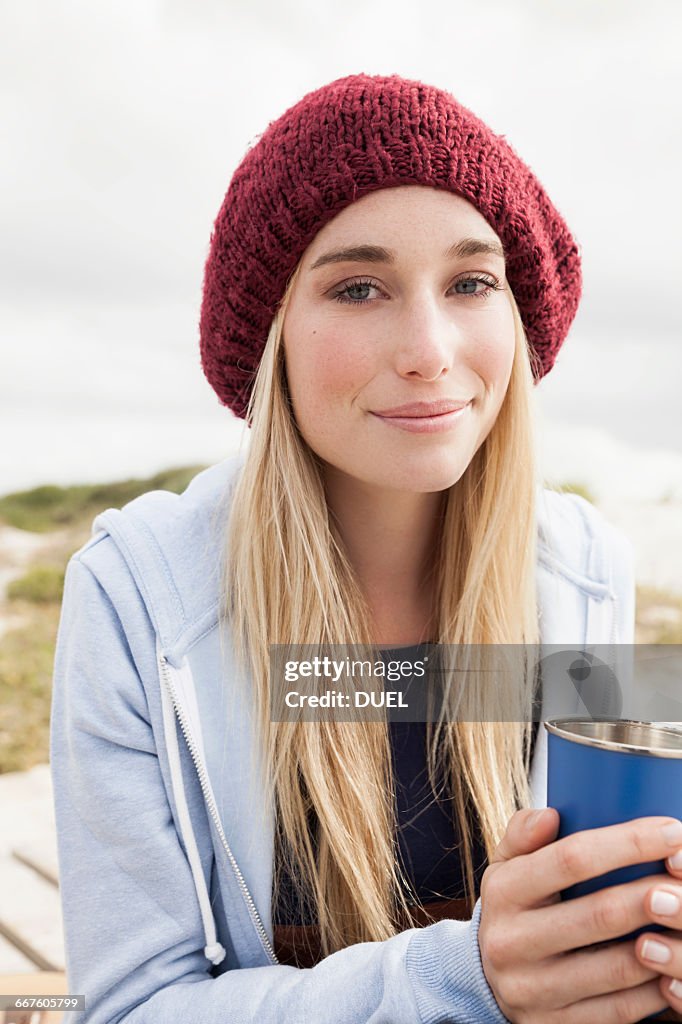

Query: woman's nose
<box><xmin>392</xmin><ymin>296</ymin><xmax>458</xmax><ymax>381</ymax></box>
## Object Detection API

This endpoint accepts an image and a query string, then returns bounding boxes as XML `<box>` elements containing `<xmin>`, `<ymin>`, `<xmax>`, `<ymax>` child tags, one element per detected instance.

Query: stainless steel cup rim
<box><xmin>545</xmin><ymin>717</ymin><xmax>682</xmax><ymax>758</ymax></box>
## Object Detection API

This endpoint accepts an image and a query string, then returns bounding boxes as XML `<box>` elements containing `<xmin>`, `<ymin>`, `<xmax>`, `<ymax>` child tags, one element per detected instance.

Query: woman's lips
<box><xmin>370</xmin><ymin>401</ymin><xmax>472</xmax><ymax>434</ymax></box>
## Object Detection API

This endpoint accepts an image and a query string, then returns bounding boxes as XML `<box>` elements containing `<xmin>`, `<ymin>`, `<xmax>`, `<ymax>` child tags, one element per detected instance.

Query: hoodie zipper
<box><xmin>158</xmin><ymin>653</ymin><xmax>279</xmax><ymax>965</ymax></box>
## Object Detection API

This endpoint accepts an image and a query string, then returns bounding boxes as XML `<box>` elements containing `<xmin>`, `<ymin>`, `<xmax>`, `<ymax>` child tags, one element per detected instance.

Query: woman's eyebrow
<box><xmin>308</xmin><ymin>237</ymin><xmax>506</xmax><ymax>272</ymax></box>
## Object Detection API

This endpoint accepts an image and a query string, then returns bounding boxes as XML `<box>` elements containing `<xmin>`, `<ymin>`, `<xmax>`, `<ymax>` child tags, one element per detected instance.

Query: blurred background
<box><xmin>0</xmin><ymin>0</ymin><xmax>680</xmax><ymax>980</ymax></box>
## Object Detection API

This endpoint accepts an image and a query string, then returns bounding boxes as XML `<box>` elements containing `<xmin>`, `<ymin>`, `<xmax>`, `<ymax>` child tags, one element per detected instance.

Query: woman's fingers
<box><xmin>498</xmin><ymin>969</ymin><xmax>668</xmax><ymax>1023</ymax></box>
<box><xmin>512</xmin><ymin>873</ymin><xmax>675</xmax><ymax>959</ymax></box>
<box><xmin>499</xmin><ymin>817</ymin><xmax>682</xmax><ymax>908</ymax></box>
<box><xmin>561</xmin><ymin>979</ymin><xmax>670</xmax><ymax>1024</ymax></box>
<box><xmin>481</xmin><ymin>816</ymin><xmax>682</xmax><ymax>1020</ymax></box>
<box><xmin>488</xmin><ymin>806</ymin><xmax>560</xmax><ymax>866</ymax></box>
<box><xmin>667</xmin><ymin>851</ymin><xmax>682</xmax><ymax>880</ymax></box>
<box><xmin>644</xmin><ymin>882</ymin><xmax>682</xmax><ymax>934</ymax></box>
<box><xmin>526</xmin><ymin>940</ymin><xmax>659</xmax><ymax>1009</ymax></box>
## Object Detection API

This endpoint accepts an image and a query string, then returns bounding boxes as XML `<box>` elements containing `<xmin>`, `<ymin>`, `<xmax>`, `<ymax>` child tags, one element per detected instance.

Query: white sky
<box><xmin>1</xmin><ymin>0</ymin><xmax>681</xmax><ymax>502</ymax></box>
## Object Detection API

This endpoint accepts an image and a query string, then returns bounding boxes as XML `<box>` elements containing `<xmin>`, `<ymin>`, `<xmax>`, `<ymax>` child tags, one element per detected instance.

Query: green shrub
<box><xmin>0</xmin><ymin>464</ymin><xmax>209</xmax><ymax>532</ymax></box>
<box><xmin>0</xmin><ymin>605</ymin><xmax>60</xmax><ymax>773</ymax></box>
<box><xmin>7</xmin><ymin>564</ymin><xmax>65</xmax><ymax>604</ymax></box>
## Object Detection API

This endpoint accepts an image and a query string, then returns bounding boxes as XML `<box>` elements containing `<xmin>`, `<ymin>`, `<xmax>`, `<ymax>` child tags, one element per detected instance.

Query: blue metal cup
<box><xmin>546</xmin><ymin>718</ymin><xmax>682</xmax><ymax>937</ymax></box>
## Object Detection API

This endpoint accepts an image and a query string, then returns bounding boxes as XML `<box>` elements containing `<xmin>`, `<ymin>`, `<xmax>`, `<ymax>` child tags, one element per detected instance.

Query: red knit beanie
<box><xmin>199</xmin><ymin>72</ymin><xmax>581</xmax><ymax>419</ymax></box>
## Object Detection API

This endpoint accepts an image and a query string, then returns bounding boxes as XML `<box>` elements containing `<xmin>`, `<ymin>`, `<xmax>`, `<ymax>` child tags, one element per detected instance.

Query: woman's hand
<box><xmin>477</xmin><ymin>808</ymin><xmax>682</xmax><ymax>1023</ymax></box>
<box><xmin>633</xmin><ymin>849</ymin><xmax>682</xmax><ymax>1019</ymax></box>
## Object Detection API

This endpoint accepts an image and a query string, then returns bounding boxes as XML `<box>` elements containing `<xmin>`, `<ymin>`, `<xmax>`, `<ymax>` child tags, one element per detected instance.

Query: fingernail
<box><xmin>651</xmin><ymin>889</ymin><xmax>680</xmax><ymax>916</ymax></box>
<box><xmin>526</xmin><ymin>809</ymin><xmax>544</xmax><ymax>830</ymax></box>
<box><xmin>670</xmin><ymin>978</ymin><xmax>682</xmax><ymax>999</ymax></box>
<box><xmin>669</xmin><ymin>850</ymin><xmax>682</xmax><ymax>871</ymax></box>
<box><xmin>662</xmin><ymin>821</ymin><xmax>682</xmax><ymax>845</ymax></box>
<box><xmin>642</xmin><ymin>938</ymin><xmax>671</xmax><ymax>964</ymax></box>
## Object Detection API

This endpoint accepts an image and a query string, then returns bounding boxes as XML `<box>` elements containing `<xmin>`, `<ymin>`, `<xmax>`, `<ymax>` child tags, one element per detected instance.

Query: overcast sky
<box><xmin>1</xmin><ymin>0</ymin><xmax>681</xmax><ymax>502</ymax></box>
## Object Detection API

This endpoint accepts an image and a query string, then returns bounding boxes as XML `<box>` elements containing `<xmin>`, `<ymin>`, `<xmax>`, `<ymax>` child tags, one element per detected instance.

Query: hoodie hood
<box><xmin>90</xmin><ymin>452</ymin><xmax>247</xmax><ymax>667</ymax></box>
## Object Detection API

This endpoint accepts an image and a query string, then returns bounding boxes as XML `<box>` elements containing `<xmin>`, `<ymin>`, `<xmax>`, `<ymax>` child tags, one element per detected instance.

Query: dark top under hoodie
<box><xmin>274</xmin><ymin>642</ymin><xmax>540</xmax><ymax>926</ymax></box>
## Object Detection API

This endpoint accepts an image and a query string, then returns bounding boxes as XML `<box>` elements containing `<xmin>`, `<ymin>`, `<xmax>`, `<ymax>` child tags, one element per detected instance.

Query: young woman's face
<box><xmin>281</xmin><ymin>185</ymin><xmax>516</xmax><ymax>493</ymax></box>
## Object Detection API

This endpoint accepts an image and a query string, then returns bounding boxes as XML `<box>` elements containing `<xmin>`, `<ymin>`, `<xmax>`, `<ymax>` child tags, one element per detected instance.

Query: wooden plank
<box><xmin>0</xmin><ymin>767</ymin><xmax>56</xmax><ymax>866</ymax></box>
<box><xmin>0</xmin><ymin>932</ymin><xmax>36</xmax><ymax>974</ymax></box>
<box><xmin>0</xmin><ymin>970</ymin><xmax>68</xmax><ymax>1024</ymax></box>
<box><xmin>0</xmin><ymin>861</ymin><xmax>64</xmax><ymax>972</ymax></box>
<box><xmin>10</xmin><ymin>844</ymin><xmax>59</xmax><ymax>890</ymax></box>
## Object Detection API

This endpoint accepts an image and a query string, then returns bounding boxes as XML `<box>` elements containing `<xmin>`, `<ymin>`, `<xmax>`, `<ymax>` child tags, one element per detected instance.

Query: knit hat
<box><xmin>200</xmin><ymin>73</ymin><xmax>581</xmax><ymax>420</ymax></box>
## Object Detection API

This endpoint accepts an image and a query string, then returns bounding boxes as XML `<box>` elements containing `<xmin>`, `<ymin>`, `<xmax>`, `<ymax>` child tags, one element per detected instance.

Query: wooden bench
<box><xmin>0</xmin><ymin>971</ymin><xmax>67</xmax><ymax>1024</ymax></box>
<box><xmin>0</xmin><ymin>765</ymin><xmax>65</xmax><ymax>1022</ymax></box>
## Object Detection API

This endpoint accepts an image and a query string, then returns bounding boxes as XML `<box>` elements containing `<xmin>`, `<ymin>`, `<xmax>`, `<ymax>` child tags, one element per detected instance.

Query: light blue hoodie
<box><xmin>49</xmin><ymin>453</ymin><xmax>635</xmax><ymax>1024</ymax></box>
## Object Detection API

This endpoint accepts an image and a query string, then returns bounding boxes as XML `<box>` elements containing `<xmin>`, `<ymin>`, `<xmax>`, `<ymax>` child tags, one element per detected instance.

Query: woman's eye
<box><xmin>332</xmin><ymin>274</ymin><xmax>500</xmax><ymax>306</ymax></box>
<box><xmin>332</xmin><ymin>278</ymin><xmax>382</xmax><ymax>305</ymax></box>
<box><xmin>451</xmin><ymin>275</ymin><xmax>500</xmax><ymax>299</ymax></box>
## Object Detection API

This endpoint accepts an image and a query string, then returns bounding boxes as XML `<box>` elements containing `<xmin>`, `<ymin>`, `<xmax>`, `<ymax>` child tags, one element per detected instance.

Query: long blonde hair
<box><xmin>221</xmin><ymin>255</ymin><xmax>542</xmax><ymax>957</ymax></box>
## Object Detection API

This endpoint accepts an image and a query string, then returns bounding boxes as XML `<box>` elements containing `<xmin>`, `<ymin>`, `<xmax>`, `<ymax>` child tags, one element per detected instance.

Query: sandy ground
<box><xmin>0</xmin><ymin>526</ymin><xmax>57</xmax><ymax>593</ymax></box>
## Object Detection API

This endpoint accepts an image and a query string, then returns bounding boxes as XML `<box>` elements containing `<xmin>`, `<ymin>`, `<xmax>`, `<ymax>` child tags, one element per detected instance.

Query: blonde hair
<box><xmin>221</xmin><ymin>255</ymin><xmax>542</xmax><ymax>957</ymax></box>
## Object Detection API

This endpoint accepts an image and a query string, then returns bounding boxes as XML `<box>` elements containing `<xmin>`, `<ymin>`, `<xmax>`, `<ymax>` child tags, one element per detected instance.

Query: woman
<box><xmin>50</xmin><ymin>73</ymin><xmax>682</xmax><ymax>1023</ymax></box>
